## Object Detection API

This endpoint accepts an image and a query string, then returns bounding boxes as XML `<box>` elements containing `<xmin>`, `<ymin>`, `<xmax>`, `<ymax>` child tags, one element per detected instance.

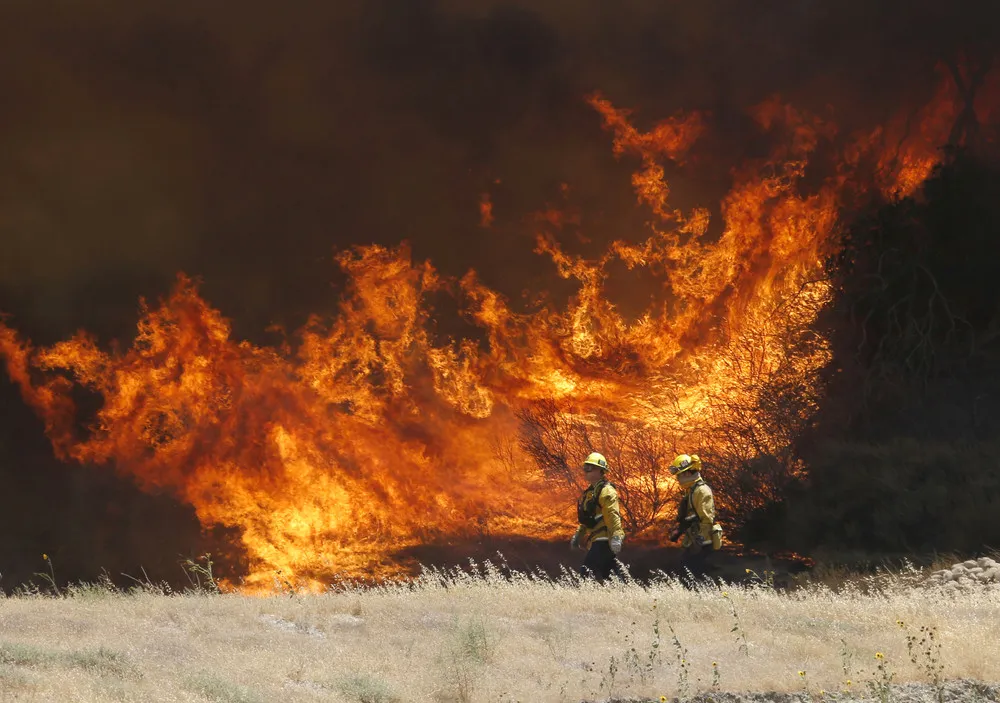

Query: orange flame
<box><xmin>1</xmin><ymin>70</ymin><xmax>993</xmax><ymax>591</ymax></box>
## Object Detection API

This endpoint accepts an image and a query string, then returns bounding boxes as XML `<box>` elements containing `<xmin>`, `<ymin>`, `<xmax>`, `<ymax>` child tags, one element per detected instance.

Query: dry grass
<box><xmin>0</xmin><ymin>561</ymin><xmax>998</xmax><ymax>702</ymax></box>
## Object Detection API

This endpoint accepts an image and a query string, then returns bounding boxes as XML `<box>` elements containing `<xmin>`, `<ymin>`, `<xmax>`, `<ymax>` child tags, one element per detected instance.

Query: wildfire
<box><xmin>1</xmin><ymin>65</ymin><xmax>995</xmax><ymax>591</ymax></box>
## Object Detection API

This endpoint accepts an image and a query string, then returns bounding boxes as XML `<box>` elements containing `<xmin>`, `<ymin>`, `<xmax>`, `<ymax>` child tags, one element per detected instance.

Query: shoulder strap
<box><xmin>688</xmin><ymin>478</ymin><xmax>707</xmax><ymax>511</ymax></box>
<box><xmin>593</xmin><ymin>479</ymin><xmax>609</xmax><ymax>508</ymax></box>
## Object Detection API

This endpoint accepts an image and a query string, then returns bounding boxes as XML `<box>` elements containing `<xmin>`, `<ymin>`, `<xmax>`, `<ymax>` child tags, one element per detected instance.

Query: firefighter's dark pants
<box><xmin>679</xmin><ymin>541</ymin><xmax>712</xmax><ymax>583</ymax></box>
<box><xmin>580</xmin><ymin>540</ymin><xmax>627</xmax><ymax>582</ymax></box>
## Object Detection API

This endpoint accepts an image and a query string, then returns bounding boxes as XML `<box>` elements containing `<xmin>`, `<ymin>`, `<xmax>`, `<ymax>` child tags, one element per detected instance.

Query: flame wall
<box><xmin>1</xmin><ymin>1</ymin><xmax>998</xmax><ymax>590</ymax></box>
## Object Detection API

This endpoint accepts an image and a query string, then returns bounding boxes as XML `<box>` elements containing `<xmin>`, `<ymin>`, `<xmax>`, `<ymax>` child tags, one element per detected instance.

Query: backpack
<box><xmin>676</xmin><ymin>478</ymin><xmax>724</xmax><ymax>549</ymax></box>
<box><xmin>577</xmin><ymin>479</ymin><xmax>612</xmax><ymax>528</ymax></box>
<box><xmin>676</xmin><ymin>478</ymin><xmax>707</xmax><ymax>527</ymax></box>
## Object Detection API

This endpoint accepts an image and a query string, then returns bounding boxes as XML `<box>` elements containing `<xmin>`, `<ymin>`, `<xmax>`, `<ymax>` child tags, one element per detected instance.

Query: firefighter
<box><xmin>669</xmin><ymin>453</ymin><xmax>723</xmax><ymax>580</ymax></box>
<box><xmin>570</xmin><ymin>452</ymin><xmax>627</xmax><ymax>582</ymax></box>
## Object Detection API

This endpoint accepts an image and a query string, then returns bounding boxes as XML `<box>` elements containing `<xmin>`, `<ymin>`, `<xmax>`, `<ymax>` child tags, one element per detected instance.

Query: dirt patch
<box><xmin>599</xmin><ymin>678</ymin><xmax>999</xmax><ymax>702</ymax></box>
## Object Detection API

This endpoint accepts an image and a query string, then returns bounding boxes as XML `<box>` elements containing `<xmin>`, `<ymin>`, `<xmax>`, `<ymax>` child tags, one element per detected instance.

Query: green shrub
<box><xmin>336</xmin><ymin>673</ymin><xmax>398</xmax><ymax>703</ymax></box>
<box><xmin>183</xmin><ymin>672</ymin><xmax>262</xmax><ymax>703</ymax></box>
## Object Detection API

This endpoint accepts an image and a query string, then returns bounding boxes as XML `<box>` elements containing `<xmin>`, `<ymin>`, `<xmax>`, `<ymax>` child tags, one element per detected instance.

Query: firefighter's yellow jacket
<box><xmin>573</xmin><ymin>481</ymin><xmax>625</xmax><ymax>547</ymax></box>
<box><xmin>679</xmin><ymin>479</ymin><xmax>716</xmax><ymax>548</ymax></box>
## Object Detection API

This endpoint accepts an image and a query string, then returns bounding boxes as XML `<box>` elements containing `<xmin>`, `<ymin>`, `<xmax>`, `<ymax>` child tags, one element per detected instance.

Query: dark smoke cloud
<box><xmin>1</xmin><ymin>0</ymin><xmax>997</xmax><ymax>586</ymax></box>
<box><xmin>1</xmin><ymin>0</ymin><xmax>996</xmax><ymax>339</ymax></box>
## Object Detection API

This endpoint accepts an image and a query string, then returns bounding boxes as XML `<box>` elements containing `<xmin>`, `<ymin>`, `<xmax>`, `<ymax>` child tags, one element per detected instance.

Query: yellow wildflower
<box><xmin>799</xmin><ymin>671</ymin><xmax>806</xmax><ymax>677</ymax></box>
<box><xmin>660</xmin><ymin>697</ymin><xmax>667</xmax><ymax>703</ymax></box>
<box><xmin>875</xmin><ymin>652</ymin><xmax>884</xmax><ymax>659</ymax></box>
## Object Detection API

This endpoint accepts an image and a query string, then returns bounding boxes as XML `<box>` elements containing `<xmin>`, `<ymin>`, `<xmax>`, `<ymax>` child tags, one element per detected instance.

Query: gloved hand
<box><xmin>610</xmin><ymin>535</ymin><xmax>623</xmax><ymax>555</ymax></box>
<box><xmin>570</xmin><ymin>533</ymin><xmax>580</xmax><ymax>551</ymax></box>
<box><xmin>669</xmin><ymin>528</ymin><xmax>683</xmax><ymax>542</ymax></box>
<box><xmin>711</xmin><ymin>524</ymin><xmax>723</xmax><ymax>551</ymax></box>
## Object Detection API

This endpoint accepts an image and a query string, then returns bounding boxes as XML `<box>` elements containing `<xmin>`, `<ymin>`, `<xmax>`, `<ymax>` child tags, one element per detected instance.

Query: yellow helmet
<box><xmin>669</xmin><ymin>453</ymin><xmax>701</xmax><ymax>476</ymax></box>
<box><xmin>583</xmin><ymin>452</ymin><xmax>608</xmax><ymax>472</ymax></box>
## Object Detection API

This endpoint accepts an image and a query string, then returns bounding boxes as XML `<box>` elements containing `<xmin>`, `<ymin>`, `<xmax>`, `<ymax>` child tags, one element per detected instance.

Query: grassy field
<box><xmin>0</xmin><ymin>561</ymin><xmax>998</xmax><ymax>703</ymax></box>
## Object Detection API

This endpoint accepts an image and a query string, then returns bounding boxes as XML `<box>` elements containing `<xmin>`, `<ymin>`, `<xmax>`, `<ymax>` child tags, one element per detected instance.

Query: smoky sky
<box><xmin>0</xmin><ymin>0</ymin><xmax>997</xmax><ymax>344</ymax></box>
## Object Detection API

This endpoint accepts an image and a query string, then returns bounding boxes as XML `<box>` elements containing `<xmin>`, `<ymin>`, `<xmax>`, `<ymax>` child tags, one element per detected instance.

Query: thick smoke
<box><xmin>0</xmin><ymin>0</ymin><xmax>997</xmax><ymax>586</ymax></box>
<box><xmin>1</xmin><ymin>0</ymin><xmax>995</xmax><ymax>337</ymax></box>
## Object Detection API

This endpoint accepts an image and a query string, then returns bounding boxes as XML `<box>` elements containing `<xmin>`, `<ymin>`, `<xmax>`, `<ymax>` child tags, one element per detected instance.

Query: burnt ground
<box><xmin>391</xmin><ymin>536</ymin><xmax>812</xmax><ymax>588</ymax></box>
